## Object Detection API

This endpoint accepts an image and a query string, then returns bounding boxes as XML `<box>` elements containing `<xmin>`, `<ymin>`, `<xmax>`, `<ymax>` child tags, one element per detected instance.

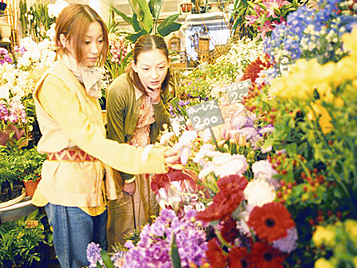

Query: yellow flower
<box><xmin>270</xmin><ymin>59</ymin><xmax>319</xmax><ymax>99</ymax></box>
<box><xmin>307</xmin><ymin>102</ymin><xmax>333</xmax><ymax>134</ymax></box>
<box><xmin>353</xmin><ymin>256</ymin><xmax>357</xmax><ymax>268</ymax></box>
<box><xmin>314</xmin><ymin>258</ymin><xmax>334</xmax><ymax>268</ymax></box>
<box><xmin>345</xmin><ymin>219</ymin><xmax>357</xmax><ymax>244</ymax></box>
<box><xmin>334</xmin><ymin>57</ymin><xmax>357</xmax><ymax>84</ymax></box>
<box><xmin>312</xmin><ymin>225</ymin><xmax>336</xmax><ymax>247</ymax></box>
<box><xmin>342</xmin><ymin>26</ymin><xmax>357</xmax><ymax>58</ymax></box>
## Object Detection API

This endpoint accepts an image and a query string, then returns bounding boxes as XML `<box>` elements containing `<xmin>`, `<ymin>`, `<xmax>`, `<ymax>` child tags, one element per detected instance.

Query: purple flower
<box><xmin>272</xmin><ymin>227</ymin><xmax>298</xmax><ymax>253</ymax></box>
<box><xmin>123</xmin><ymin>208</ymin><xmax>207</xmax><ymax>268</ymax></box>
<box><xmin>86</xmin><ymin>242</ymin><xmax>103</xmax><ymax>267</ymax></box>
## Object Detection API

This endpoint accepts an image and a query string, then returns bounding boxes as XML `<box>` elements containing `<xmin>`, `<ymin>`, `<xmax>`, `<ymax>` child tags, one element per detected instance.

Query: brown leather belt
<box><xmin>47</xmin><ymin>149</ymin><xmax>98</xmax><ymax>162</ymax></box>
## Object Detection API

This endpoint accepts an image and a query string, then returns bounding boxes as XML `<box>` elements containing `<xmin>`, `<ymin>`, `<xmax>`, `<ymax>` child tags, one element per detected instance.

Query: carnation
<box><xmin>244</xmin><ymin>179</ymin><xmax>276</xmax><ymax>207</ymax></box>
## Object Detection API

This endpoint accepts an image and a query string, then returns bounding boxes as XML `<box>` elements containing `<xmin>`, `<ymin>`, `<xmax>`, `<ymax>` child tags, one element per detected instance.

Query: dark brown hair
<box><xmin>55</xmin><ymin>3</ymin><xmax>109</xmax><ymax>66</ymax></box>
<box><xmin>126</xmin><ymin>35</ymin><xmax>170</xmax><ymax>95</ymax></box>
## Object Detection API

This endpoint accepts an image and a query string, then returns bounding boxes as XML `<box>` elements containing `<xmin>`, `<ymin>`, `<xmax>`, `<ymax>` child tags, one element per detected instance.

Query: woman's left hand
<box><xmin>146</xmin><ymin>87</ymin><xmax>161</xmax><ymax>104</ymax></box>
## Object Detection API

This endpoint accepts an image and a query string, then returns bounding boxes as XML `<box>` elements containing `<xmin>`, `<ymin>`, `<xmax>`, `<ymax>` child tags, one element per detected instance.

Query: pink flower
<box><xmin>263</xmin><ymin>0</ymin><xmax>291</xmax><ymax>18</ymax></box>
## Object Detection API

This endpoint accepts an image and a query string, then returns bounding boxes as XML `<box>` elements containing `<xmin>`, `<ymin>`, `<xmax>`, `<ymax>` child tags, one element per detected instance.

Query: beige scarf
<box><xmin>60</xmin><ymin>54</ymin><xmax>103</xmax><ymax>99</ymax></box>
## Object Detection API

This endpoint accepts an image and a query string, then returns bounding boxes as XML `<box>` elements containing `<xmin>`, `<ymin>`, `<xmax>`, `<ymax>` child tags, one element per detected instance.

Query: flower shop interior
<box><xmin>0</xmin><ymin>0</ymin><xmax>357</xmax><ymax>267</ymax></box>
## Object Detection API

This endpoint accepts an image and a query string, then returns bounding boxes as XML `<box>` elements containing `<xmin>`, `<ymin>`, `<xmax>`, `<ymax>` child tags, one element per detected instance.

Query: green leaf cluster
<box><xmin>0</xmin><ymin>210</ymin><xmax>53</xmax><ymax>267</ymax></box>
<box><xmin>111</xmin><ymin>0</ymin><xmax>182</xmax><ymax>42</ymax></box>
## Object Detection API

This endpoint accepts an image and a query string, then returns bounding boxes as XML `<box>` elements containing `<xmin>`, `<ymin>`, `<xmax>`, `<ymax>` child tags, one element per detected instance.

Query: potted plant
<box><xmin>0</xmin><ymin>135</ymin><xmax>46</xmax><ymax>200</ymax></box>
<box><xmin>15</xmin><ymin>147</ymin><xmax>47</xmax><ymax>197</ymax></box>
<box><xmin>0</xmin><ymin>136</ymin><xmax>26</xmax><ymax>203</ymax></box>
<box><xmin>0</xmin><ymin>209</ymin><xmax>53</xmax><ymax>267</ymax></box>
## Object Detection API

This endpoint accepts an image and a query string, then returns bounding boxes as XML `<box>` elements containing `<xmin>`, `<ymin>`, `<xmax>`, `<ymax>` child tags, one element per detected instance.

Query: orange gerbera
<box><xmin>248</xmin><ymin>202</ymin><xmax>295</xmax><ymax>242</ymax></box>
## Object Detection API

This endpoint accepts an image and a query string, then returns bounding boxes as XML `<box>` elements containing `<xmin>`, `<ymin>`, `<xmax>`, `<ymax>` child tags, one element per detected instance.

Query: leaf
<box><xmin>149</xmin><ymin>0</ymin><xmax>164</xmax><ymax>22</ymax></box>
<box><xmin>128</xmin><ymin>0</ymin><xmax>153</xmax><ymax>33</ymax></box>
<box><xmin>126</xmin><ymin>29</ymin><xmax>149</xmax><ymax>43</ymax></box>
<box><xmin>100</xmin><ymin>249</ymin><xmax>115</xmax><ymax>268</ymax></box>
<box><xmin>158</xmin><ymin>22</ymin><xmax>182</xmax><ymax>37</ymax></box>
<box><xmin>258</xmin><ymin>3</ymin><xmax>267</xmax><ymax>10</ymax></box>
<box><xmin>132</xmin><ymin>14</ymin><xmax>142</xmax><ymax>33</ymax></box>
<box><xmin>171</xmin><ymin>233</ymin><xmax>181</xmax><ymax>268</ymax></box>
<box><xmin>247</xmin><ymin>1</ymin><xmax>256</xmax><ymax>9</ymax></box>
<box><xmin>111</xmin><ymin>6</ymin><xmax>133</xmax><ymax>26</ymax></box>
<box><xmin>157</xmin><ymin>13</ymin><xmax>181</xmax><ymax>33</ymax></box>
<box><xmin>285</xmin><ymin>143</ymin><xmax>297</xmax><ymax>157</ymax></box>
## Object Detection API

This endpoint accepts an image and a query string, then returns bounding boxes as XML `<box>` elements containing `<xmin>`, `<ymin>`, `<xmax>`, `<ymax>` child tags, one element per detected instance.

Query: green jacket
<box><xmin>106</xmin><ymin>73</ymin><xmax>171</xmax><ymax>181</ymax></box>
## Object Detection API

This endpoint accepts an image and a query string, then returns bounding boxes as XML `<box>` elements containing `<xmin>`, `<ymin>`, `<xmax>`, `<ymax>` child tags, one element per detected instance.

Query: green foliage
<box><xmin>0</xmin><ymin>210</ymin><xmax>53</xmax><ymax>267</ymax></box>
<box><xmin>0</xmin><ymin>146</ymin><xmax>46</xmax><ymax>190</ymax></box>
<box><xmin>171</xmin><ymin>233</ymin><xmax>181</xmax><ymax>268</ymax></box>
<box><xmin>111</xmin><ymin>0</ymin><xmax>181</xmax><ymax>42</ymax></box>
<box><xmin>19</xmin><ymin>0</ymin><xmax>55</xmax><ymax>41</ymax></box>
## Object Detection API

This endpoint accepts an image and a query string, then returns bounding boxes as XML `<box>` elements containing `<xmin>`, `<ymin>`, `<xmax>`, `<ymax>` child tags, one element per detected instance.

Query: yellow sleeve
<box><xmin>37</xmin><ymin>75</ymin><xmax>168</xmax><ymax>175</ymax></box>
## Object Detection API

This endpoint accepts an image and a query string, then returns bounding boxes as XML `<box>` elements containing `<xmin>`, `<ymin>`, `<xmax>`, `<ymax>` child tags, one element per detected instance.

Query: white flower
<box><xmin>0</xmin><ymin>86</ymin><xmax>9</xmax><ymax>99</ymax></box>
<box><xmin>193</xmin><ymin>143</ymin><xmax>215</xmax><ymax>164</ymax></box>
<box><xmin>47</xmin><ymin>0</ymin><xmax>68</xmax><ymax>18</ymax></box>
<box><xmin>159</xmin><ymin>131</ymin><xmax>175</xmax><ymax>146</ymax></box>
<box><xmin>244</xmin><ymin>179</ymin><xmax>276</xmax><ymax>208</ymax></box>
<box><xmin>252</xmin><ymin>160</ymin><xmax>278</xmax><ymax>180</ymax></box>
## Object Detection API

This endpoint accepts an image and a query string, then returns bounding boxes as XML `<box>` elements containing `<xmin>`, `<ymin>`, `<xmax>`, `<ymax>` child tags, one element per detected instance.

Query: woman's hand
<box><xmin>122</xmin><ymin>181</ymin><xmax>136</xmax><ymax>195</ymax></box>
<box><xmin>146</xmin><ymin>87</ymin><xmax>161</xmax><ymax>104</ymax></box>
<box><xmin>164</xmin><ymin>146</ymin><xmax>180</xmax><ymax>165</ymax></box>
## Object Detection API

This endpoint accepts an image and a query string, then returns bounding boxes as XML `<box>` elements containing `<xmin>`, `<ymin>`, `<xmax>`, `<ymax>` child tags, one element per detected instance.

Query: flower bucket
<box><xmin>0</xmin><ymin>2</ymin><xmax>7</xmax><ymax>12</ymax></box>
<box><xmin>23</xmin><ymin>178</ymin><xmax>41</xmax><ymax>197</ymax></box>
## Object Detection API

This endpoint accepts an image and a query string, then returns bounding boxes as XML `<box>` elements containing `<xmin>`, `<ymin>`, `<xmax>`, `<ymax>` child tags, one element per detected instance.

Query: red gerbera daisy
<box><xmin>250</xmin><ymin>241</ymin><xmax>286</xmax><ymax>268</ymax></box>
<box><xmin>248</xmin><ymin>202</ymin><xmax>295</xmax><ymax>242</ymax></box>
<box><xmin>228</xmin><ymin>247</ymin><xmax>250</xmax><ymax>268</ymax></box>
<box><xmin>206</xmin><ymin>238</ymin><xmax>228</xmax><ymax>268</ymax></box>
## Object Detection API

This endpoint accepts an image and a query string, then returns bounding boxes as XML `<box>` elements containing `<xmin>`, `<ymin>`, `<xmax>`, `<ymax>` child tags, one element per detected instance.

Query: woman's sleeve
<box><xmin>106</xmin><ymin>80</ymin><xmax>135</xmax><ymax>181</ymax></box>
<box><xmin>37</xmin><ymin>75</ymin><xmax>167</xmax><ymax>175</ymax></box>
<box><xmin>152</xmin><ymin>89</ymin><xmax>172</xmax><ymax>131</ymax></box>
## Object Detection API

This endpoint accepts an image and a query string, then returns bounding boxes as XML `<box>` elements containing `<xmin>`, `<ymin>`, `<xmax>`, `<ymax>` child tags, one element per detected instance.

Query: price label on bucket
<box><xmin>226</xmin><ymin>79</ymin><xmax>251</xmax><ymax>104</ymax></box>
<box><xmin>170</xmin><ymin>115</ymin><xmax>186</xmax><ymax>136</ymax></box>
<box><xmin>185</xmin><ymin>99</ymin><xmax>224</xmax><ymax>131</ymax></box>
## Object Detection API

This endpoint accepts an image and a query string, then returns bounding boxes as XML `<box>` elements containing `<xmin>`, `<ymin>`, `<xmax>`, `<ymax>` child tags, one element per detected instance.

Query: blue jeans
<box><xmin>45</xmin><ymin>203</ymin><xmax>108</xmax><ymax>268</ymax></box>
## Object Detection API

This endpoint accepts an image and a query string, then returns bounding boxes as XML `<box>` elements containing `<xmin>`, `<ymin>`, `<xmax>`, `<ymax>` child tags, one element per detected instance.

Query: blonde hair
<box><xmin>54</xmin><ymin>3</ymin><xmax>109</xmax><ymax>66</ymax></box>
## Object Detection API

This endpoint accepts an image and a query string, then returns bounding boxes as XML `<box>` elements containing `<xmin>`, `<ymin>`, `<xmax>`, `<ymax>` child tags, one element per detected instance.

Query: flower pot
<box><xmin>180</xmin><ymin>3</ymin><xmax>192</xmax><ymax>13</ymax></box>
<box><xmin>23</xmin><ymin>178</ymin><xmax>41</xmax><ymax>197</ymax></box>
<box><xmin>0</xmin><ymin>23</ymin><xmax>11</xmax><ymax>42</ymax></box>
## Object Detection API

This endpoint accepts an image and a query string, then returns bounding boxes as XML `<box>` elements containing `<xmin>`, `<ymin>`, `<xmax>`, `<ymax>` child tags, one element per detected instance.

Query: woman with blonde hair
<box><xmin>32</xmin><ymin>4</ymin><xmax>177</xmax><ymax>267</ymax></box>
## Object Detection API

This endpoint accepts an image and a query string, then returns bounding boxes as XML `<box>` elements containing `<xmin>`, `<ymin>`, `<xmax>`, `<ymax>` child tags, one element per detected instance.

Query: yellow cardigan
<box><xmin>32</xmin><ymin>60</ymin><xmax>168</xmax><ymax>215</ymax></box>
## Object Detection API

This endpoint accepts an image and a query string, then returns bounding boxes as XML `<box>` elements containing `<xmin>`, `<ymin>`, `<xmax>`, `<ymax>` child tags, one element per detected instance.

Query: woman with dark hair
<box><xmin>106</xmin><ymin>34</ymin><xmax>172</xmax><ymax>247</ymax></box>
<box><xmin>32</xmin><ymin>5</ymin><xmax>177</xmax><ymax>267</ymax></box>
